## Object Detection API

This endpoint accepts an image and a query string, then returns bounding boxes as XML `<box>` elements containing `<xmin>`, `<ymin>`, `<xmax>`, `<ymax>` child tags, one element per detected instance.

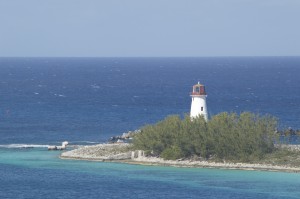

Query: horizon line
<box><xmin>0</xmin><ymin>55</ymin><xmax>300</xmax><ymax>59</ymax></box>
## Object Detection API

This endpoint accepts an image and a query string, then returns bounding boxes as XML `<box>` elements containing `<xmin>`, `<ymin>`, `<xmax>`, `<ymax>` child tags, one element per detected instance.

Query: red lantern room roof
<box><xmin>190</xmin><ymin>82</ymin><xmax>206</xmax><ymax>96</ymax></box>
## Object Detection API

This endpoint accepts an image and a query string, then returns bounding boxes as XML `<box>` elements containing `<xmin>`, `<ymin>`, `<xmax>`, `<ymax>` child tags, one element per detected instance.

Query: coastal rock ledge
<box><xmin>60</xmin><ymin>143</ymin><xmax>132</xmax><ymax>161</ymax></box>
<box><xmin>60</xmin><ymin>143</ymin><xmax>300</xmax><ymax>172</ymax></box>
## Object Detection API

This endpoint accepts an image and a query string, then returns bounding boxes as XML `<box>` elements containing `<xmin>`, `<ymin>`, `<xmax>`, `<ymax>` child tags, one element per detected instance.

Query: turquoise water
<box><xmin>1</xmin><ymin>148</ymin><xmax>300</xmax><ymax>199</ymax></box>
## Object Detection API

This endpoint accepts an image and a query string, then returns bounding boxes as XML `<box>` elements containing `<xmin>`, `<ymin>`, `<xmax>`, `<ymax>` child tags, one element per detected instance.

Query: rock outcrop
<box><xmin>108</xmin><ymin>130</ymin><xmax>141</xmax><ymax>143</ymax></box>
<box><xmin>60</xmin><ymin>143</ymin><xmax>132</xmax><ymax>161</ymax></box>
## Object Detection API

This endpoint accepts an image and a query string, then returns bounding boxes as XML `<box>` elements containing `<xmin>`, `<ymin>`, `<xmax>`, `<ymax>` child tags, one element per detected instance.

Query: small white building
<box><xmin>190</xmin><ymin>82</ymin><xmax>208</xmax><ymax>121</ymax></box>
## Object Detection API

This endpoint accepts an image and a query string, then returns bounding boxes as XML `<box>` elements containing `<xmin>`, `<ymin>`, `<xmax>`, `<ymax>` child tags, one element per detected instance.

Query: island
<box><xmin>61</xmin><ymin>112</ymin><xmax>300</xmax><ymax>172</ymax></box>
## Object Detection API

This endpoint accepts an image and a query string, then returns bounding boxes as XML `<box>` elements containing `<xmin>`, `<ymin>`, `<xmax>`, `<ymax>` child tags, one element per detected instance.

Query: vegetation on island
<box><xmin>133</xmin><ymin>112</ymin><xmax>280</xmax><ymax>162</ymax></box>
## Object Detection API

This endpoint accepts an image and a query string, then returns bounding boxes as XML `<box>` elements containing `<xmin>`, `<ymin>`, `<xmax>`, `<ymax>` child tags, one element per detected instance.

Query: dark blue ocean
<box><xmin>1</xmin><ymin>57</ymin><xmax>300</xmax><ymax>198</ymax></box>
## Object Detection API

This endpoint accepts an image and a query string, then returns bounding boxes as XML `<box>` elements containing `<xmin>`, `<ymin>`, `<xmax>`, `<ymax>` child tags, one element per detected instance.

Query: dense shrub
<box><xmin>133</xmin><ymin>112</ymin><xmax>278</xmax><ymax>161</ymax></box>
<box><xmin>161</xmin><ymin>146</ymin><xmax>184</xmax><ymax>160</ymax></box>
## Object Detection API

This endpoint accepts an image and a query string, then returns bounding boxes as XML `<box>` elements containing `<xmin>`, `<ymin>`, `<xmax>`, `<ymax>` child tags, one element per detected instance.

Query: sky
<box><xmin>0</xmin><ymin>0</ymin><xmax>299</xmax><ymax>57</ymax></box>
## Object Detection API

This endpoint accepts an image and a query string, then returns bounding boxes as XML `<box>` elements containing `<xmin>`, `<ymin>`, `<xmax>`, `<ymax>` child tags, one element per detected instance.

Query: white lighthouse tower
<box><xmin>190</xmin><ymin>82</ymin><xmax>208</xmax><ymax>121</ymax></box>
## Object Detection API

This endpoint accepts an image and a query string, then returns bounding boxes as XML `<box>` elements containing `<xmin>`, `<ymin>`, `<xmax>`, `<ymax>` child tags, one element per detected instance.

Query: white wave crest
<box><xmin>70</xmin><ymin>141</ymin><xmax>99</xmax><ymax>144</ymax></box>
<box><xmin>0</xmin><ymin>144</ymin><xmax>50</xmax><ymax>149</ymax></box>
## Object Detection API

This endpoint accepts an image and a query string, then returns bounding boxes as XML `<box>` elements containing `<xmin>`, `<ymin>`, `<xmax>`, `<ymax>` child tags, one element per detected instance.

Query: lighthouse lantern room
<box><xmin>190</xmin><ymin>82</ymin><xmax>208</xmax><ymax>121</ymax></box>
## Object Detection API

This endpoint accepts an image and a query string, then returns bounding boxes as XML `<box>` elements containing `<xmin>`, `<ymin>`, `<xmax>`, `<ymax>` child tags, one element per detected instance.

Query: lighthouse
<box><xmin>190</xmin><ymin>82</ymin><xmax>208</xmax><ymax>121</ymax></box>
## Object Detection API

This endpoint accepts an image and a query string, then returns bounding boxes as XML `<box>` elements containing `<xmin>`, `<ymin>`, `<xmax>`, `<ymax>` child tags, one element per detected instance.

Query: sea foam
<box><xmin>0</xmin><ymin>144</ymin><xmax>49</xmax><ymax>149</ymax></box>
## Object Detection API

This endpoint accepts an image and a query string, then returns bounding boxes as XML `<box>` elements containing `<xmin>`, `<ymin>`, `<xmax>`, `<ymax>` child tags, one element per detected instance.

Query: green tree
<box><xmin>133</xmin><ymin>112</ymin><xmax>278</xmax><ymax>162</ymax></box>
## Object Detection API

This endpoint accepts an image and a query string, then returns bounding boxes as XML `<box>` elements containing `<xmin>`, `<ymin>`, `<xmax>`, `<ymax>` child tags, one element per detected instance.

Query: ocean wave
<box><xmin>70</xmin><ymin>141</ymin><xmax>99</xmax><ymax>144</ymax></box>
<box><xmin>53</xmin><ymin>93</ymin><xmax>66</xmax><ymax>97</ymax></box>
<box><xmin>0</xmin><ymin>144</ymin><xmax>50</xmax><ymax>149</ymax></box>
<box><xmin>91</xmin><ymin>84</ymin><xmax>100</xmax><ymax>89</ymax></box>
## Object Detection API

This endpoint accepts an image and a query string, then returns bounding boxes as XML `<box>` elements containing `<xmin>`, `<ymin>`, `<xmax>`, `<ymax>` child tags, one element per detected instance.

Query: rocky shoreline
<box><xmin>60</xmin><ymin>143</ymin><xmax>132</xmax><ymax>161</ymax></box>
<box><xmin>60</xmin><ymin>143</ymin><xmax>300</xmax><ymax>173</ymax></box>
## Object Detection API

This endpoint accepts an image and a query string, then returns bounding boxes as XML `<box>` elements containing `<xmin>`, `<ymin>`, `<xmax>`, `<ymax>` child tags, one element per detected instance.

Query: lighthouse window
<box><xmin>201</xmin><ymin>107</ymin><xmax>203</xmax><ymax>111</ymax></box>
